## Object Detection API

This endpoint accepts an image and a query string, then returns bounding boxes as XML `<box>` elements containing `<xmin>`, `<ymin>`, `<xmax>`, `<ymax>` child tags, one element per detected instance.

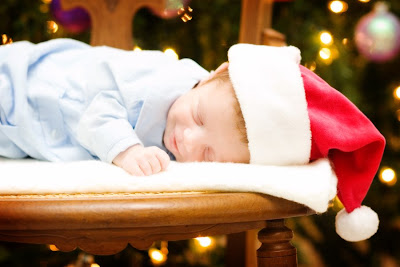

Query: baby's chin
<box><xmin>171</xmin><ymin>152</ymin><xmax>189</xmax><ymax>163</ymax></box>
<box><xmin>172</xmin><ymin>152</ymin><xmax>183</xmax><ymax>162</ymax></box>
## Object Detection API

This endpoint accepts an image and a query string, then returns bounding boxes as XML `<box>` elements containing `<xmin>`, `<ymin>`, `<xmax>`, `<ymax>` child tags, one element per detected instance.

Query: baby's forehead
<box><xmin>205</xmin><ymin>78</ymin><xmax>235</xmax><ymax>97</ymax></box>
<box><xmin>202</xmin><ymin>86</ymin><xmax>240</xmax><ymax>122</ymax></box>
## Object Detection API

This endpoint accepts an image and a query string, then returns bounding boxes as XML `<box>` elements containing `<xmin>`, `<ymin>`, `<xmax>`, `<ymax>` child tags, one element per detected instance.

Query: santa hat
<box><xmin>227</xmin><ymin>44</ymin><xmax>385</xmax><ymax>242</ymax></box>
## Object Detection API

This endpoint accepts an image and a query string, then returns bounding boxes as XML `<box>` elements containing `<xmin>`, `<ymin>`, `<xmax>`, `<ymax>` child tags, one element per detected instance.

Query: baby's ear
<box><xmin>213</xmin><ymin>62</ymin><xmax>229</xmax><ymax>76</ymax></box>
<box><xmin>197</xmin><ymin>62</ymin><xmax>229</xmax><ymax>87</ymax></box>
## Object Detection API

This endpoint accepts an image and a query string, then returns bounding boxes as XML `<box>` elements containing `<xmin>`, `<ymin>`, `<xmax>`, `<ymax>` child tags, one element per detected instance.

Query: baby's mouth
<box><xmin>168</xmin><ymin>132</ymin><xmax>179</xmax><ymax>157</ymax></box>
<box><xmin>170</xmin><ymin>132</ymin><xmax>179</xmax><ymax>155</ymax></box>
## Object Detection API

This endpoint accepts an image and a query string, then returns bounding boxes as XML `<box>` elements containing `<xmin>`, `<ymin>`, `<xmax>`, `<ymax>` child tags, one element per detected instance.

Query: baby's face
<box><xmin>163</xmin><ymin>79</ymin><xmax>250</xmax><ymax>163</ymax></box>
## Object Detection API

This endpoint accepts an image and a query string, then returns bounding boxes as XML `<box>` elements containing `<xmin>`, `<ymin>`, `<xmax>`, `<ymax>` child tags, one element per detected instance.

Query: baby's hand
<box><xmin>113</xmin><ymin>144</ymin><xmax>170</xmax><ymax>176</ymax></box>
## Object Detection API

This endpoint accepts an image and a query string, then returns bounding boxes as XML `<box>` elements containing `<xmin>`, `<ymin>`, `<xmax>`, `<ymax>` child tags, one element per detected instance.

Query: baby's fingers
<box><xmin>147</xmin><ymin>154</ymin><xmax>162</xmax><ymax>174</ymax></box>
<box><xmin>125</xmin><ymin>162</ymin><xmax>145</xmax><ymax>176</ymax></box>
<box><xmin>138</xmin><ymin>158</ymin><xmax>153</xmax><ymax>176</ymax></box>
<box><xmin>156</xmin><ymin>150</ymin><xmax>170</xmax><ymax>171</ymax></box>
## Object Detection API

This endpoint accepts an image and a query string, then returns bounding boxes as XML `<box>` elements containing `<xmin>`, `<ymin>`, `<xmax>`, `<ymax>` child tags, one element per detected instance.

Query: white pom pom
<box><xmin>335</xmin><ymin>206</ymin><xmax>379</xmax><ymax>242</ymax></box>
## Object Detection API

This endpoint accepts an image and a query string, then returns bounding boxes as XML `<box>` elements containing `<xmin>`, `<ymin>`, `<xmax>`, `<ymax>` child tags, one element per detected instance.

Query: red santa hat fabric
<box><xmin>227</xmin><ymin>44</ymin><xmax>385</xmax><ymax>242</ymax></box>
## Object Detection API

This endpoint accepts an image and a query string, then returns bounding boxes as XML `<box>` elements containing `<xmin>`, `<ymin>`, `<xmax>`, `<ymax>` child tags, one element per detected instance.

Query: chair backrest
<box><xmin>60</xmin><ymin>0</ymin><xmax>286</xmax><ymax>50</ymax></box>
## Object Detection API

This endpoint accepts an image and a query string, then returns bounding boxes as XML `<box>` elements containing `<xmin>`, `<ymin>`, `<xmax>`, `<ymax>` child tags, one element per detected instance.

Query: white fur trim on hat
<box><xmin>228</xmin><ymin>44</ymin><xmax>311</xmax><ymax>166</ymax></box>
<box><xmin>335</xmin><ymin>206</ymin><xmax>379</xmax><ymax>242</ymax></box>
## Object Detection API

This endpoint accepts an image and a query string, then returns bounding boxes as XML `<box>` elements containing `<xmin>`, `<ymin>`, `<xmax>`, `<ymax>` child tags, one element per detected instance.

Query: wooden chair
<box><xmin>0</xmin><ymin>192</ymin><xmax>313</xmax><ymax>266</ymax></box>
<box><xmin>0</xmin><ymin>1</ymin><xmax>311</xmax><ymax>266</ymax></box>
<box><xmin>60</xmin><ymin>0</ymin><xmax>286</xmax><ymax>49</ymax></box>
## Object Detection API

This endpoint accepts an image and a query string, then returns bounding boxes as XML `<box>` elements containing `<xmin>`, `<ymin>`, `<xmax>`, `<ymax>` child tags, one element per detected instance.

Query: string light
<box><xmin>319</xmin><ymin>48</ymin><xmax>332</xmax><ymax>60</ymax></box>
<box><xmin>393</xmin><ymin>85</ymin><xmax>400</xmax><ymax>100</ymax></box>
<box><xmin>148</xmin><ymin>248</ymin><xmax>167</xmax><ymax>265</ymax></box>
<box><xmin>40</xmin><ymin>0</ymin><xmax>51</xmax><ymax>13</ymax></box>
<box><xmin>164</xmin><ymin>48</ymin><xmax>179</xmax><ymax>60</ymax></box>
<box><xmin>90</xmin><ymin>264</ymin><xmax>100</xmax><ymax>267</ymax></box>
<box><xmin>358</xmin><ymin>0</ymin><xmax>370</xmax><ymax>2</ymax></box>
<box><xmin>40</xmin><ymin>4</ymin><xmax>49</xmax><ymax>13</ymax></box>
<box><xmin>48</xmin><ymin>244</ymin><xmax>59</xmax><ymax>251</ymax></box>
<box><xmin>133</xmin><ymin>46</ymin><xmax>142</xmax><ymax>51</ymax></box>
<box><xmin>342</xmin><ymin>38</ymin><xmax>348</xmax><ymax>45</ymax></box>
<box><xmin>178</xmin><ymin>6</ymin><xmax>193</xmax><ymax>22</ymax></box>
<box><xmin>195</xmin><ymin>237</ymin><xmax>213</xmax><ymax>248</ymax></box>
<box><xmin>160</xmin><ymin>241</ymin><xmax>169</xmax><ymax>255</ymax></box>
<box><xmin>47</xmin><ymin>21</ymin><xmax>59</xmax><ymax>33</ymax></box>
<box><xmin>328</xmin><ymin>1</ymin><xmax>348</xmax><ymax>13</ymax></box>
<box><xmin>320</xmin><ymin>31</ymin><xmax>333</xmax><ymax>45</ymax></box>
<box><xmin>379</xmin><ymin>167</ymin><xmax>397</xmax><ymax>186</ymax></box>
<box><xmin>305</xmin><ymin>62</ymin><xmax>317</xmax><ymax>72</ymax></box>
<box><xmin>1</xmin><ymin>34</ymin><xmax>13</xmax><ymax>45</ymax></box>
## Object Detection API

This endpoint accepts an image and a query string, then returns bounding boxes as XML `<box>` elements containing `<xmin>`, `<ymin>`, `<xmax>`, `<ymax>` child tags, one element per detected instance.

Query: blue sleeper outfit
<box><xmin>0</xmin><ymin>39</ymin><xmax>209</xmax><ymax>162</ymax></box>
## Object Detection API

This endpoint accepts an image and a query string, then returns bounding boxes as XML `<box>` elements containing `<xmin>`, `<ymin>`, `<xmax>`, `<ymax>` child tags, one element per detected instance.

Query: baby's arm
<box><xmin>73</xmin><ymin>90</ymin><xmax>170</xmax><ymax>176</ymax></box>
<box><xmin>113</xmin><ymin>144</ymin><xmax>170</xmax><ymax>176</ymax></box>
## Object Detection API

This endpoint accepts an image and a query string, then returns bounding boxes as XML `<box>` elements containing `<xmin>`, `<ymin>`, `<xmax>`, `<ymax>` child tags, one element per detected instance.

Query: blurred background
<box><xmin>1</xmin><ymin>0</ymin><xmax>400</xmax><ymax>266</ymax></box>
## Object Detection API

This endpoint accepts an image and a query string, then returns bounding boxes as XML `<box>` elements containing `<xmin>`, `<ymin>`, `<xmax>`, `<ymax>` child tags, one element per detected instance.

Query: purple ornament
<box><xmin>50</xmin><ymin>0</ymin><xmax>91</xmax><ymax>34</ymax></box>
<box><xmin>355</xmin><ymin>2</ymin><xmax>400</xmax><ymax>62</ymax></box>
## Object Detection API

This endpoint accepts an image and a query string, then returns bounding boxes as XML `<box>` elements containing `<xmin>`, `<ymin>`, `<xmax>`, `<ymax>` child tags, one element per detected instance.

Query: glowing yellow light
<box><xmin>393</xmin><ymin>86</ymin><xmax>400</xmax><ymax>100</ymax></box>
<box><xmin>329</xmin><ymin>1</ymin><xmax>348</xmax><ymax>13</ymax></box>
<box><xmin>42</xmin><ymin>0</ymin><xmax>52</xmax><ymax>4</ymax></box>
<box><xmin>48</xmin><ymin>244</ymin><xmax>59</xmax><ymax>251</ymax></box>
<box><xmin>358</xmin><ymin>0</ymin><xmax>370</xmax><ymax>2</ymax></box>
<box><xmin>195</xmin><ymin>237</ymin><xmax>213</xmax><ymax>248</ymax></box>
<box><xmin>133</xmin><ymin>46</ymin><xmax>142</xmax><ymax>51</ymax></box>
<box><xmin>39</xmin><ymin>4</ymin><xmax>49</xmax><ymax>13</ymax></box>
<box><xmin>47</xmin><ymin>21</ymin><xmax>59</xmax><ymax>33</ymax></box>
<box><xmin>178</xmin><ymin>7</ymin><xmax>185</xmax><ymax>15</ymax></box>
<box><xmin>319</xmin><ymin>48</ymin><xmax>332</xmax><ymax>60</ymax></box>
<box><xmin>149</xmin><ymin>248</ymin><xmax>167</xmax><ymax>264</ymax></box>
<box><xmin>342</xmin><ymin>38</ymin><xmax>348</xmax><ymax>45</ymax></box>
<box><xmin>181</xmin><ymin>13</ymin><xmax>193</xmax><ymax>22</ymax></box>
<box><xmin>320</xmin><ymin>31</ymin><xmax>333</xmax><ymax>45</ymax></box>
<box><xmin>1</xmin><ymin>34</ymin><xmax>12</xmax><ymax>45</ymax></box>
<box><xmin>160</xmin><ymin>241</ymin><xmax>169</xmax><ymax>255</ymax></box>
<box><xmin>164</xmin><ymin>48</ymin><xmax>179</xmax><ymax>60</ymax></box>
<box><xmin>379</xmin><ymin>167</ymin><xmax>397</xmax><ymax>186</ymax></box>
<box><xmin>305</xmin><ymin>62</ymin><xmax>317</xmax><ymax>72</ymax></box>
<box><xmin>90</xmin><ymin>264</ymin><xmax>100</xmax><ymax>267</ymax></box>
<box><xmin>178</xmin><ymin>6</ymin><xmax>193</xmax><ymax>22</ymax></box>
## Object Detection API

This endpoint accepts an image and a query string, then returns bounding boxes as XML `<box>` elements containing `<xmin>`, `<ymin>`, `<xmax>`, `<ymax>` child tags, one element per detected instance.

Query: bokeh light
<box><xmin>379</xmin><ymin>167</ymin><xmax>397</xmax><ymax>186</ymax></box>
<box><xmin>329</xmin><ymin>1</ymin><xmax>348</xmax><ymax>13</ymax></box>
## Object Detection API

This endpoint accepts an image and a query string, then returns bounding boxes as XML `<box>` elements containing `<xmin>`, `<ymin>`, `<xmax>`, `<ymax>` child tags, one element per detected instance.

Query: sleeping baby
<box><xmin>0</xmin><ymin>39</ymin><xmax>249</xmax><ymax>176</ymax></box>
<box><xmin>0</xmin><ymin>38</ymin><xmax>387</xmax><ymax>241</ymax></box>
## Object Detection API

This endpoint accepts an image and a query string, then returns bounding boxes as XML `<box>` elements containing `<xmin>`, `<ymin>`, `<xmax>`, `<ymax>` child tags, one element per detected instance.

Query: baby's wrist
<box><xmin>113</xmin><ymin>144</ymin><xmax>142</xmax><ymax>163</ymax></box>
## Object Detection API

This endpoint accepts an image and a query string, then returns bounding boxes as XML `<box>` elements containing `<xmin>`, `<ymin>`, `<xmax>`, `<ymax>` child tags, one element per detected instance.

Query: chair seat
<box><xmin>0</xmin><ymin>192</ymin><xmax>313</xmax><ymax>255</ymax></box>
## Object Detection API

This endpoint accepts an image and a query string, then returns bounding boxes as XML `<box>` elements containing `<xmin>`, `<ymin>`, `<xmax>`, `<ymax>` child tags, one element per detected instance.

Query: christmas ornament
<box><xmin>151</xmin><ymin>0</ymin><xmax>191</xmax><ymax>19</ymax></box>
<box><xmin>50</xmin><ymin>0</ymin><xmax>91</xmax><ymax>34</ymax></box>
<box><xmin>354</xmin><ymin>2</ymin><xmax>400</xmax><ymax>62</ymax></box>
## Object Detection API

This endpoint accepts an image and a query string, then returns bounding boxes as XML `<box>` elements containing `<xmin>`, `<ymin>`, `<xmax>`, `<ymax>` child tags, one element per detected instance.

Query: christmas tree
<box><xmin>1</xmin><ymin>0</ymin><xmax>400</xmax><ymax>266</ymax></box>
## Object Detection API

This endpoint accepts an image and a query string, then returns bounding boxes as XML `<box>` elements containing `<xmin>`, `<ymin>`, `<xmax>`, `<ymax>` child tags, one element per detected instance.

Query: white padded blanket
<box><xmin>0</xmin><ymin>157</ymin><xmax>337</xmax><ymax>213</ymax></box>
